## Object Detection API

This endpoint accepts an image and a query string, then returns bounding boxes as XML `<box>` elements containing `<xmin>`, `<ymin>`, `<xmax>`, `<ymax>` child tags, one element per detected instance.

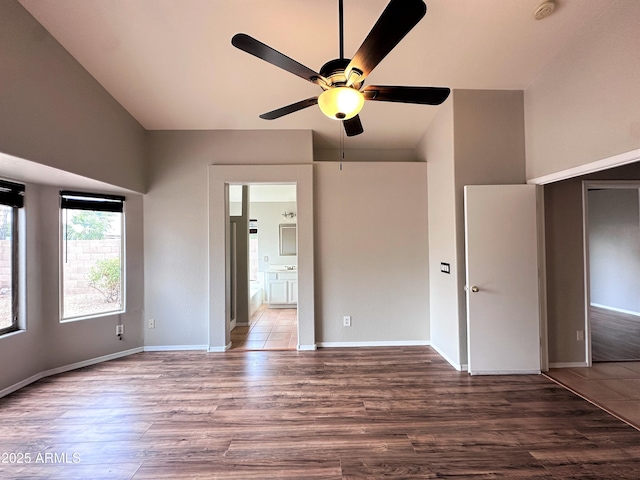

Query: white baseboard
<box><xmin>549</xmin><ymin>362</ymin><xmax>588</xmax><ymax>368</ymax></box>
<box><xmin>0</xmin><ymin>347</ymin><xmax>143</xmax><ymax>399</ymax></box>
<box><xmin>317</xmin><ymin>340</ymin><xmax>430</xmax><ymax>348</ymax></box>
<box><xmin>297</xmin><ymin>344</ymin><xmax>317</xmax><ymax>351</ymax></box>
<box><xmin>591</xmin><ymin>303</ymin><xmax>640</xmax><ymax>317</ymax></box>
<box><xmin>144</xmin><ymin>345</ymin><xmax>208</xmax><ymax>352</ymax></box>
<box><xmin>429</xmin><ymin>343</ymin><xmax>466</xmax><ymax>371</ymax></box>
<box><xmin>469</xmin><ymin>370</ymin><xmax>541</xmax><ymax>375</ymax></box>
<box><xmin>208</xmin><ymin>342</ymin><xmax>232</xmax><ymax>353</ymax></box>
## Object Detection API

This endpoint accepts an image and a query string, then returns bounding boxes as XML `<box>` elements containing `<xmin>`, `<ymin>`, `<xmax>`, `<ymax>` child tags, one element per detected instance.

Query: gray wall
<box><xmin>588</xmin><ymin>189</ymin><xmax>640</xmax><ymax>314</ymax></box>
<box><xmin>418</xmin><ymin>90</ymin><xmax>526</xmax><ymax>369</ymax></box>
<box><xmin>544</xmin><ymin>164</ymin><xmax>640</xmax><ymax>365</ymax></box>
<box><xmin>250</xmin><ymin>201</ymin><xmax>298</xmax><ymax>272</ymax></box>
<box><xmin>144</xmin><ymin>130</ymin><xmax>312</xmax><ymax>348</ymax></box>
<box><xmin>0</xmin><ymin>0</ymin><xmax>146</xmax><ymax>394</ymax></box>
<box><xmin>0</xmin><ymin>183</ymin><xmax>145</xmax><ymax>394</ymax></box>
<box><xmin>0</xmin><ymin>1</ymin><xmax>146</xmax><ymax>193</ymax></box>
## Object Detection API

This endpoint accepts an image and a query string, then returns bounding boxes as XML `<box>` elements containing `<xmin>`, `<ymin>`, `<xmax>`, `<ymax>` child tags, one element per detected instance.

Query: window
<box><xmin>0</xmin><ymin>180</ymin><xmax>24</xmax><ymax>336</ymax></box>
<box><xmin>60</xmin><ymin>191</ymin><xmax>125</xmax><ymax>320</ymax></box>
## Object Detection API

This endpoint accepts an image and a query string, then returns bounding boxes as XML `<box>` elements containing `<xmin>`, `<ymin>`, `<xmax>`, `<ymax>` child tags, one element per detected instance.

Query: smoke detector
<box><xmin>533</xmin><ymin>1</ymin><xmax>556</xmax><ymax>20</ymax></box>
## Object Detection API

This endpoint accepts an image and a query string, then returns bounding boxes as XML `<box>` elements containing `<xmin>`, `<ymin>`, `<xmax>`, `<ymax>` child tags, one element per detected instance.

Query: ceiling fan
<box><xmin>231</xmin><ymin>0</ymin><xmax>450</xmax><ymax>137</ymax></box>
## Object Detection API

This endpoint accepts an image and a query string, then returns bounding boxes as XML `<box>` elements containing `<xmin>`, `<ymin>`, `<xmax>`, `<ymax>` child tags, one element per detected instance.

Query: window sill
<box><xmin>60</xmin><ymin>309</ymin><xmax>126</xmax><ymax>323</ymax></box>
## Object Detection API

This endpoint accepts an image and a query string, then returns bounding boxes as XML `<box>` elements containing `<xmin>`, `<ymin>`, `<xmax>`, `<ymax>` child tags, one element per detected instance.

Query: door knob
<box><xmin>471</xmin><ymin>286</ymin><xmax>479</xmax><ymax>293</ymax></box>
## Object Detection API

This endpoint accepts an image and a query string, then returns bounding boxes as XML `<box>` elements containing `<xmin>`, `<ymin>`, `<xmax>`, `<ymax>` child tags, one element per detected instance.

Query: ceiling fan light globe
<box><xmin>318</xmin><ymin>87</ymin><xmax>364</xmax><ymax>120</ymax></box>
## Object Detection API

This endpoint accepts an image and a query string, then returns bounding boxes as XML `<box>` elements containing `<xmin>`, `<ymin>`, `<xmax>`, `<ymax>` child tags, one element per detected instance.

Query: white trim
<box><xmin>317</xmin><ymin>340</ymin><xmax>430</xmax><ymax>348</ymax></box>
<box><xmin>537</xmin><ymin>185</ymin><xmax>549</xmax><ymax>372</ymax></box>
<box><xmin>297</xmin><ymin>344</ymin><xmax>317</xmax><ymax>351</ymax></box>
<box><xmin>0</xmin><ymin>347</ymin><xmax>143</xmax><ymax>399</ymax></box>
<box><xmin>430</xmin><ymin>342</ymin><xmax>465</xmax><ymax>371</ymax></box>
<box><xmin>208</xmin><ymin>165</ymin><xmax>315</xmax><ymax>352</ymax></box>
<box><xmin>591</xmin><ymin>303</ymin><xmax>640</xmax><ymax>317</ymax></box>
<box><xmin>144</xmin><ymin>345</ymin><xmax>208</xmax><ymax>352</ymax></box>
<box><xmin>528</xmin><ymin>148</ymin><xmax>640</xmax><ymax>185</ymax></box>
<box><xmin>582</xmin><ymin>182</ymin><xmax>593</xmax><ymax>366</ymax></box>
<box><xmin>469</xmin><ymin>370</ymin><xmax>541</xmax><ymax>375</ymax></box>
<box><xmin>549</xmin><ymin>362</ymin><xmax>589</xmax><ymax>368</ymax></box>
<box><xmin>208</xmin><ymin>342</ymin><xmax>232</xmax><ymax>353</ymax></box>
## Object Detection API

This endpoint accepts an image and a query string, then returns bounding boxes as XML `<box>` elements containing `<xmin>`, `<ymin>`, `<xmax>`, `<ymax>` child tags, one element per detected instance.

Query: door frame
<box><xmin>464</xmin><ymin>184</ymin><xmax>541</xmax><ymax>375</ymax></box>
<box><xmin>208</xmin><ymin>164</ymin><xmax>315</xmax><ymax>352</ymax></box>
<box><xmin>581</xmin><ymin>180</ymin><xmax>640</xmax><ymax>366</ymax></box>
<box><xmin>528</xmin><ymin>147</ymin><xmax>640</xmax><ymax>369</ymax></box>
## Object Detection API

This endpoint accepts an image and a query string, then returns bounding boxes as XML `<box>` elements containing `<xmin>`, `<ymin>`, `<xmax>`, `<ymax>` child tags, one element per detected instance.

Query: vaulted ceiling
<box><xmin>19</xmin><ymin>0</ymin><xmax>616</xmax><ymax>152</ymax></box>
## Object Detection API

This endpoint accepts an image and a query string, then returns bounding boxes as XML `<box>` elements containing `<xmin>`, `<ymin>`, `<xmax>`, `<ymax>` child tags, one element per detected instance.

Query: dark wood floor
<box><xmin>2</xmin><ymin>347</ymin><xmax>640</xmax><ymax>479</ymax></box>
<box><xmin>591</xmin><ymin>305</ymin><xmax>640</xmax><ymax>361</ymax></box>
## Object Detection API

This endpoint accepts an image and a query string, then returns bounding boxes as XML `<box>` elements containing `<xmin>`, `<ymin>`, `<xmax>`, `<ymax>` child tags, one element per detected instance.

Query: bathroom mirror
<box><xmin>279</xmin><ymin>224</ymin><xmax>297</xmax><ymax>256</ymax></box>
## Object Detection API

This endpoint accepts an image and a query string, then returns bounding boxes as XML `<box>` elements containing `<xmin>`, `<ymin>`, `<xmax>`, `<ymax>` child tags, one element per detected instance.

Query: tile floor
<box><xmin>546</xmin><ymin>362</ymin><xmax>640</xmax><ymax>430</ymax></box>
<box><xmin>230</xmin><ymin>304</ymin><xmax>298</xmax><ymax>350</ymax></box>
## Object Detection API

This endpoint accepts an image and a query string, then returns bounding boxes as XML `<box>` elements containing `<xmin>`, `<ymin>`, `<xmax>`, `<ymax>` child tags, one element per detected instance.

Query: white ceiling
<box><xmin>19</xmin><ymin>0</ymin><xmax>616</xmax><ymax>152</ymax></box>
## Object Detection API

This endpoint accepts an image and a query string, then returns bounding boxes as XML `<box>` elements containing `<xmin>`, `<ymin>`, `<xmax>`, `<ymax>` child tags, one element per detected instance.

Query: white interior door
<box><xmin>465</xmin><ymin>185</ymin><xmax>541</xmax><ymax>375</ymax></box>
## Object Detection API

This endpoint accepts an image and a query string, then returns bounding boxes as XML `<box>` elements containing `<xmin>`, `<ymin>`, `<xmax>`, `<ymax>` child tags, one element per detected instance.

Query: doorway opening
<box><xmin>207</xmin><ymin>163</ymin><xmax>315</xmax><ymax>353</ymax></box>
<box><xmin>584</xmin><ymin>181</ymin><xmax>640</xmax><ymax>363</ymax></box>
<box><xmin>228</xmin><ymin>184</ymin><xmax>298</xmax><ymax>350</ymax></box>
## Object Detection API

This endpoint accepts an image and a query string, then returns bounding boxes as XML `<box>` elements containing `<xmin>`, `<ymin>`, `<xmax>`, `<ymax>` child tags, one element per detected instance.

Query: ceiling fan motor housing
<box><xmin>319</xmin><ymin>58</ymin><xmax>364</xmax><ymax>91</ymax></box>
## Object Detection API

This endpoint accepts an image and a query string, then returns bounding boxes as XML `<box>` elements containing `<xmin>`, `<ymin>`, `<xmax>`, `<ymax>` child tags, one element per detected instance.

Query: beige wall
<box><xmin>419</xmin><ymin>98</ymin><xmax>459</xmax><ymax>365</ymax></box>
<box><xmin>314</xmin><ymin>162</ymin><xmax>429</xmax><ymax>345</ymax></box>
<box><xmin>525</xmin><ymin>0</ymin><xmax>640</xmax><ymax>181</ymax></box>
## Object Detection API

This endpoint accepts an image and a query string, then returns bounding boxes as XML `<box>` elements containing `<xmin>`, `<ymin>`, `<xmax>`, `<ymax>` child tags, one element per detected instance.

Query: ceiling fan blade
<box><xmin>259</xmin><ymin>97</ymin><xmax>319</xmax><ymax>120</ymax></box>
<box><xmin>232</xmin><ymin>33</ymin><xmax>327</xmax><ymax>86</ymax></box>
<box><xmin>363</xmin><ymin>85</ymin><xmax>450</xmax><ymax>105</ymax></box>
<box><xmin>345</xmin><ymin>0</ymin><xmax>426</xmax><ymax>83</ymax></box>
<box><xmin>343</xmin><ymin>115</ymin><xmax>364</xmax><ymax>137</ymax></box>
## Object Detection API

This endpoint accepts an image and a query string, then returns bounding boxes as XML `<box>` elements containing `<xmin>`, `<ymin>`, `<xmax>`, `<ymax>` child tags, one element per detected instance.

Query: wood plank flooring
<box><xmin>2</xmin><ymin>347</ymin><xmax>640</xmax><ymax>479</ymax></box>
<box><xmin>591</xmin><ymin>306</ymin><xmax>640</xmax><ymax>361</ymax></box>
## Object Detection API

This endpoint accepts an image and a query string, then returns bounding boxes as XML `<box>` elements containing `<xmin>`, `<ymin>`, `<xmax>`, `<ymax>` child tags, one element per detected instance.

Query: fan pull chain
<box><xmin>339</xmin><ymin>122</ymin><xmax>344</xmax><ymax>171</ymax></box>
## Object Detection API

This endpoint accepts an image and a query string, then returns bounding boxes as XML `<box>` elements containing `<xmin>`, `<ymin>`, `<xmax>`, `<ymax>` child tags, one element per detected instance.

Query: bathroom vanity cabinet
<box><xmin>267</xmin><ymin>271</ymin><xmax>298</xmax><ymax>307</ymax></box>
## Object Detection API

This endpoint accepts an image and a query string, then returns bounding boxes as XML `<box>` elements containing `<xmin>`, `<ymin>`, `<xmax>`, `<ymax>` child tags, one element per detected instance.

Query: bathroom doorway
<box><xmin>208</xmin><ymin>164</ymin><xmax>315</xmax><ymax>353</ymax></box>
<box><xmin>229</xmin><ymin>184</ymin><xmax>298</xmax><ymax>350</ymax></box>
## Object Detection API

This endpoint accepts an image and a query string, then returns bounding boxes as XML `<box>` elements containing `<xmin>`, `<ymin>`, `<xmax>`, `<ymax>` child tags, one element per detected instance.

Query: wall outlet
<box><xmin>576</xmin><ymin>330</ymin><xmax>584</xmax><ymax>341</ymax></box>
<box><xmin>148</xmin><ymin>318</ymin><xmax>155</xmax><ymax>329</ymax></box>
<box><xmin>343</xmin><ymin>315</ymin><xmax>351</xmax><ymax>327</ymax></box>
<box><xmin>116</xmin><ymin>324</ymin><xmax>124</xmax><ymax>335</ymax></box>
